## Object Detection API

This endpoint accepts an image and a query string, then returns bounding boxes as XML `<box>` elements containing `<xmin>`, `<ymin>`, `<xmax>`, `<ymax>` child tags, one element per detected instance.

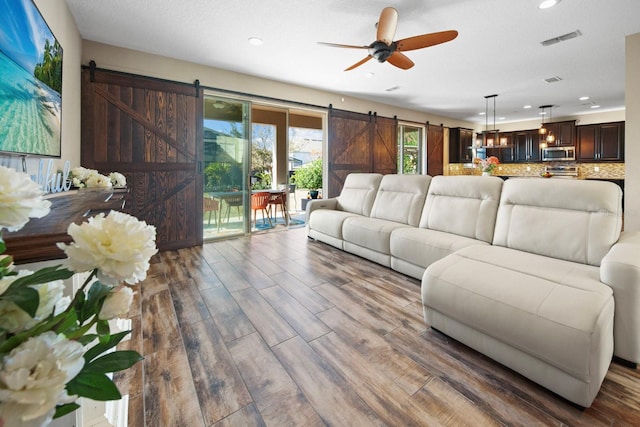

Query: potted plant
<box><xmin>293</xmin><ymin>159</ymin><xmax>322</xmax><ymax>199</ymax></box>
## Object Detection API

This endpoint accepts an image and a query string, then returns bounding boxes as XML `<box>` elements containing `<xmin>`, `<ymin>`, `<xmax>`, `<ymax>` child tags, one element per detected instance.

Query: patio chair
<box><xmin>224</xmin><ymin>193</ymin><xmax>243</xmax><ymax>223</ymax></box>
<box><xmin>268</xmin><ymin>190</ymin><xmax>289</xmax><ymax>225</ymax></box>
<box><xmin>203</xmin><ymin>196</ymin><xmax>220</xmax><ymax>225</ymax></box>
<box><xmin>252</xmin><ymin>191</ymin><xmax>272</xmax><ymax>228</ymax></box>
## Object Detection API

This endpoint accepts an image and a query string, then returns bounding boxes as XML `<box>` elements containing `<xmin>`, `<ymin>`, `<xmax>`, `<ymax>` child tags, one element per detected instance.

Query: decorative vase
<box><xmin>482</xmin><ymin>171</ymin><xmax>491</xmax><ymax>176</ymax></box>
<box><xmin>309</xmin><ymin>190</ymin><xmax>319</xmax><ymax>199</ymax></box>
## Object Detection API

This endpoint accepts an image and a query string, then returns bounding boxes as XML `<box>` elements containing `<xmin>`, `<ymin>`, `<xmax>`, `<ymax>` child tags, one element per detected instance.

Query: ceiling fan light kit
<box><xmin>319</xmin><ymin>7</ymin><xmax>458</xmax><ymax>71</ymax></box>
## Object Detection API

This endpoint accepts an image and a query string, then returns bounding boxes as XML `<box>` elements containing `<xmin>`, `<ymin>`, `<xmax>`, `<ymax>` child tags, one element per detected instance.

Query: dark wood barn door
<box><xmin>81</xmin><ymin>67</ymin><xmax>203</xmax><ymax>251</ymax></box>
<box><xmin>426</xmin><ymin>123</ymin><xmax>444</xmax><ymax>176</ymax></box>
<box><xmin>327</xmin><ymin>109</ymin><xmax>397</xmax><ymax>197</ymax></box>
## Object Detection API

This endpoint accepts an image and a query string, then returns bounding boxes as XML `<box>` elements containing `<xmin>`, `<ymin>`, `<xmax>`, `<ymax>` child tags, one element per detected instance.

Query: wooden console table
<box><xmin>4</xmin><ymin>188</ymin><xmax>128</xmax><ymax>264</ymax></box>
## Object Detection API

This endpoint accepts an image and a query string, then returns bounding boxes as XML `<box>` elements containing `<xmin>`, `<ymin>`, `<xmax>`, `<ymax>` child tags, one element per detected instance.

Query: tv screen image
<box><xmin>0</xmin><ymin>0</ymin><xmax>62</xmax><ymax>157</ymax></box>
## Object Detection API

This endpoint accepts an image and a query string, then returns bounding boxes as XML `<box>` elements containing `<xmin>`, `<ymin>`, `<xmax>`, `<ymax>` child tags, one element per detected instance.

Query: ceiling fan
<box><xmin>319</xmin><ymin>7</ymin><xmax>458</xmax><ymax>71</ymax></box>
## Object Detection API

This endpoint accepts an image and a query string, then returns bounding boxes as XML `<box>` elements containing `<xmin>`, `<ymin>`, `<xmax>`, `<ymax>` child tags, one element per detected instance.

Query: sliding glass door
<box><xmin>202</xmin><ymin>95</ymin><xmax>251</xmax><ymax>240</ymax></box>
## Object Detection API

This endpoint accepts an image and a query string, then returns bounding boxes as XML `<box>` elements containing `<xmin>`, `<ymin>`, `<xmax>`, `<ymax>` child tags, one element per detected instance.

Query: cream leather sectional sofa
<box><xmin>306</xmin><ymin>173</ymin><xmax>639</xmax><ymax>407</ymax></box>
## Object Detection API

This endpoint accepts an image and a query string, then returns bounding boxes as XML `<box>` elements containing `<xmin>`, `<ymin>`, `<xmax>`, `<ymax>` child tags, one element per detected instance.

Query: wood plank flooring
<box><xmin>114</xmin><ymin>226</ymin><xmax>640</xmax><ymax>426</ymax></box>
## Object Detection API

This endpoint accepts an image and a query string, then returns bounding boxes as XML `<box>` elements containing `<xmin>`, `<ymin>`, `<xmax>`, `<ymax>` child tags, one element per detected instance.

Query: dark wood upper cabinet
<box><xmin>449</xmin><ymin>127</ymin><xmax>474</xmax><ymax>163</ymax></box>
<box><xmin>514</xmin><ymin>130</ymin><xmax>541</xmax><ymax>162</ymax></box>
<box><xmin>577</xmin><ymin>121</ymin><xmax>625</xmax><ymax>162</ymax></box>
<box><xmin>544</xmin><ymin>120</ymin><xmax>575</xmax><ymax>146</ymax></box>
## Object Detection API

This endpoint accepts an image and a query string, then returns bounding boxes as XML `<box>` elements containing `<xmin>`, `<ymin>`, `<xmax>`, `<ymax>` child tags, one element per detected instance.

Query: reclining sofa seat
<box><xmin>307</xmin><ymin>173</ymin><xmax>383</xmax><ymax>249</ymax></box>
<box><xmin>391</xmin><ymin>175</ymin><xmax>503</xmax><ymax>279</ymax></box>
<box><xmin>422</xmin><ymin>178</ymin><xmax>623</xmax><ymax>407</ymax></box>
<box><xmin>341</xmin><ymin>174</ymin><xmax>432</xmax><ymax>267</ymax></box>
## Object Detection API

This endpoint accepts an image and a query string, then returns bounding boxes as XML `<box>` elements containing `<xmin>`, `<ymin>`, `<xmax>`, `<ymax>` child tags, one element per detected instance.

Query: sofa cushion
<box><xmin>390</xmin><ymin>227</ymin><xmax>490</xmax><ymax>271</ymax></box>
<box><xmin>336</xmin><ymin>173</ymin><xmax>383</xmax><ymax>216</ymax></box>
<box><xmin>370</xmin><ymin>174</ymin><xmax>431</xmax><ymax>227</ymax></box>
<box><xmin>308</xmin><ymin>209</ymin><xmax>361</xmax><ymax>240</ymax></box>
<box><xmin>419</xmin><ymin>175</ymin><xmax>502</xmax><ymax>243</ymax></box>
<box><xmin>493</xmin><ymin>178</ymin><xmax>622</xmax><ymax>266</ymax></box>
<box><xmin>342</xmin><ymin>216</ymin><xmax>410</xmax><ymax>255</ymax></box>
<box><xmin>422</xmin><ymin>245</ymin><xmax>614</xmax><ymax>383</ymax></box>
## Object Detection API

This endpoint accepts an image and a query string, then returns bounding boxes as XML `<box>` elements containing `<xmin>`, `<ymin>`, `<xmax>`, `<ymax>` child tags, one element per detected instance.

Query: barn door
<box><xmin>81</xmin><ymin>67</ymin><xmax>203</xmax><ymax>251</ymax></box>
<box><xmin>426</xmin><ymin>123</ymin><xmax>444</xmax><ymax>176</ymax></box>
<box><xmin>327</xmin><ymin>109</ymin><xmax>397</xmax><ymax>197</ymax></box>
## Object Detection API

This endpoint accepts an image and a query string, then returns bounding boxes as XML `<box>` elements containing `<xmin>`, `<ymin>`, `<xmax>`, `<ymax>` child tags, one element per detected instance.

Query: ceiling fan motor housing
<box><xmin>369</xmin><ymin>41</ymin><xmax>395</xmax><ymax>62</ymax></box>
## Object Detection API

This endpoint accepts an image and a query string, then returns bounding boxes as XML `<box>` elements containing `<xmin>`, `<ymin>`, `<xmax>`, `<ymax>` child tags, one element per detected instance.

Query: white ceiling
<box><xmin>65</xmin><ymin>0</ymin><xmax>640</xmax><ymax>125</ymax></box>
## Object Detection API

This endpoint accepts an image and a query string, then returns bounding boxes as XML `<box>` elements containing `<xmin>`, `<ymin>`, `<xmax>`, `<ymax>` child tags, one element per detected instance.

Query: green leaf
<box><xmin>0</xmin><ymin>286</ymin><xmax>39</xmax><ymax>317</ymax></box>
<box><xmin>66</xmin><ymin>372</ymin><xmax>122</xmax><ymax>401</ymax></box>
<box><xmin>0</xmin><ymin>236</ymin><xmax>5</xmax><ymax>254</ymax></box>
<box><xmin>0</xmin><ymin>253</ymin><xmax>12</xmax><ymax>268</ymax></box>
<box><xmin>54</xmin><ymin>402</ymin><xmax>80</xmax><ymax>419</ymax></box>
<box><xmin>84</xmin><ymin>330</ymin><xmax>131</xmax><ymax>362</ymax></box>
<box><xmin>8</xmin><ymin>266</ymin><xmax>74</xmax><ymax>290</ymax></box>
<box><xmin>76</xmin><ymin>333</ymin><xmax>99</xmax><ymax>346</ymax></box>
<box><xmin>55</xmin><ymin>310</ymin><xmax>79</xmax><ymax>336</ymax></box>
<box><xmin>84</xmin><ymin>350</ymin><xmax>143</xmax><ymax>374</ymax></box>
<box><xmin>81</xmin><ymin>281</ymin><xmax>111</xmax><ymax>323</ymax></box>
<box><xmin>96</xmin><ymin>319</ymin><xmax>110</xmax><ymax>339</ymax></box>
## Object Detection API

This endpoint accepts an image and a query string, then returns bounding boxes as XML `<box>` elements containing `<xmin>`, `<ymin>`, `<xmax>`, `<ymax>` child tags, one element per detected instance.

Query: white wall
<box><xmin>0</xmin><ymin>0</ymin><xmax>82</xmax><ymax>176</ymax></box>
<box><xmin>625</xmin><ymin>33</ymin><xmax>640</xmax><ymax>231</ymax></box>
<box><xmin>81</xmin><ymin>40</ymin><xmax>474</xmax><ymax>130</ymax></box>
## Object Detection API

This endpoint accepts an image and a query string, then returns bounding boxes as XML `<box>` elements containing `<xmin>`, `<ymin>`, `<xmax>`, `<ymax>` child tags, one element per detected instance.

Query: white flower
<box><xmin>0</xmin><ymin>166</ymin><xmax>51</xmax><ymax>232</ymax></box>
<box><xmin>0</xmin><ymin>403</ymin><xmax>54</xmax><ymax>427</ymax></box>
<box><xmin>99</xmin><ymin>286</ymin><xmax>134</xmax><ymax>320</ymax></box>
<box><xmin>109</xmin><ymin>172</ymin><xmax>127</xmax><ymax>187</ymax></box>
<box><xmin>58</xmin><ymin>211</ymin><xmax>157</xmax><ymax>285</ymax></box>
<box><xmin>84</xmin><ymin>172</ymin><xmax>112</xmax><ymax>188</ymax></box>
<box><xmin>0</xmin><ymin>332</ymin><xmax>84</xmax><ymax>422</ymax></box>
<box><xmin>70</xmin><ymin>166</ymin><xmax>93</xmax><ymax>181</ymax></box>
<box><xmin>0</xmin><ymin>271</ymin><xmax>66</xmax><ymax>334</ymax></box>
<box><xmin>71</xmin><ymin>177</ymin><xmax>85</xmax><ymax>188</ymax></box>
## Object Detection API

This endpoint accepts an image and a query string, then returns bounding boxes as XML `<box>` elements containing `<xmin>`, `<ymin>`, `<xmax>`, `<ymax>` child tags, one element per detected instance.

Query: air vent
<box><xmin>385</xmin><ymin>85</ymin><xmax>400</xmax><ymax>92</ymax></box>
<box><xmin>544</xmin><ymin>76</ymin><xmax>563</xmax><ymax>83</ymax></box>
<box><xmin>541</xmin><ymin>30</ymin><xmax>583</xmax><ymax>47</ymax></box>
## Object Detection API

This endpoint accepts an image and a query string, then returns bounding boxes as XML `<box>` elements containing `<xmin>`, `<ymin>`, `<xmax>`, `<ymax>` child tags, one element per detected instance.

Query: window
<box><xmin>398</xmin><ymin>124</ymin><xmax>424</xmax><ymax>174</ymax></box>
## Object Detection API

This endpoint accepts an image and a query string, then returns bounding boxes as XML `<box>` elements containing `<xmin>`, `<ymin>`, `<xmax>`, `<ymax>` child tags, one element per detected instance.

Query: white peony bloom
<box><xmin>0</xmin><ymin>166</ymin><xmax>51</xmax><ymax>232</ymax></box>
<box><xmin>58</xmin><ymin>211</ymin><xmax>157</xmax><ymax>285</ymax></box>
<box><xmin>98</xmin><ymin>286</ymin><xmax>134</xmax><ymax>320</ymax></box>
<box><xmin>109</xmin><ymin>172</ymin><xmax>127</xmax><ymax>187</ymax></box>
<box><xmin>0</xmin><ymin>332</ymin><xmax>84</xmax><ymax>422</ymax></box>
<box><xmin>0</xmin><ymin>271</ymin><xmax>66</xmax><ymax>333</ymax></box>
<box><xmin>84</xmin><ymin>172</ymin><xmax>112</xmax><ymax>188</ymax></box>
<box><xmin>70</xmin><ymin>166</ymin><xmax>93</xmax><ymax>181</ymax></box>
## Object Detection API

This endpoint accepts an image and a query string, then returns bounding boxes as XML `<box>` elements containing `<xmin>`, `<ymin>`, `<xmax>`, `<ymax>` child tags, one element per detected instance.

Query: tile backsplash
<box><xmin>447</xmin><ymin>162</ymin><xmax>624</xmax><ymax>180</ymax></box>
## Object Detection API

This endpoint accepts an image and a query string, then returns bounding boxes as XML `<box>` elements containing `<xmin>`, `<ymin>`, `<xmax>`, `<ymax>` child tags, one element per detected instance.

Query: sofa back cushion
<box><xmin>419</xmin><ymin>175</ymin><xmax>503</xmax><ymax>243</ymax></box>
<box><xmin>493</xmin><ymin>178</ymin><xmax>622</xmax><ymax>266</ymax></box>
<box><xmin>370</xmin><ymin>174</ymin><xmax>431</xmax><ymax>226</ymax></box>
<box><xmin>336</xmin><ymin>173</ymin><xmax>383</xmax><ymax>216</ymax></box>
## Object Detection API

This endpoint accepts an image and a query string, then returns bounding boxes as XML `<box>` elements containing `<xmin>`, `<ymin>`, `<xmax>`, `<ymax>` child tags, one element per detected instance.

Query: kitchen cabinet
<box><xmin>514</xmin><ymin>130</ymin><xmax>541</xmax><ymax>162</ymax></box>
<box><xmin>544</xmin><ymin>120</ymin><xmax>575</xmax><ymax>146</ymax></box>
<box><xmin>449</xmin><ymin>127</ymin><xmax>474</xmax><ymax>163</ymax></box>
<box><xmin>577</xmin><ymin>121</ymin><xmax>624</xmax><ymax>162</ymax></box>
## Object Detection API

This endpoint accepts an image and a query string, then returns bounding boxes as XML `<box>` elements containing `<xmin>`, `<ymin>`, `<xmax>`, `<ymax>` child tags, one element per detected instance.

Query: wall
<box><xmin>626</xmin><ymin>32</ymin><xmax>640</xmax><ymax>231</ymax></box>
<box><xmin>81</xmin><ymin>41</ymin><xmax>474</xmax><ymax>130</ymax></box>
<box><xmin>0</xmin><ymin>0</ymin><xmax>82</xmax><ymax>176</ymax></box>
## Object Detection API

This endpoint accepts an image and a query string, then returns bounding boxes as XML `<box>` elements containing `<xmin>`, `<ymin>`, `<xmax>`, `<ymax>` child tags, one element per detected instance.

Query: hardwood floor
<box><xmin>114</xmin><ymin>226</ymin><xmax>640</xmax><ymax>426</ymax></box>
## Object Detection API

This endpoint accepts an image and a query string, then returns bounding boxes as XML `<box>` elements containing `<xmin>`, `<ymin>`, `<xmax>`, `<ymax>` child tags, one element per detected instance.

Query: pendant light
<box><xmin>538</xmin><ymin>104</ymin><xmax>555</xmax><ymax>148</ymax></box>
<box><xmin>480</xmin><ymin>94</ymin><xmax>499</xmax><ymax>147</ymax></box>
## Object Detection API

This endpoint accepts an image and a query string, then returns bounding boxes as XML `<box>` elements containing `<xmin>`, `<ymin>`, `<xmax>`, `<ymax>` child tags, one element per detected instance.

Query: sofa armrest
<box><xmin>600</xmin><ymin>231</ymin><xmax>640</xmax><ymax>364</ymax></box>
<box><xmin>305</xmin><ymin>198</ymin><xmax>338</xmax><ymax>224</ymax></box>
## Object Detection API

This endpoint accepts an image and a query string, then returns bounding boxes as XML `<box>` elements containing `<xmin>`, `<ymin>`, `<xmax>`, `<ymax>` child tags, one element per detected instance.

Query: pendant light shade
<box><xmin>538</xmin><ymin>104</ymin><xmax>554</xmax><ymax>148</ymax></box>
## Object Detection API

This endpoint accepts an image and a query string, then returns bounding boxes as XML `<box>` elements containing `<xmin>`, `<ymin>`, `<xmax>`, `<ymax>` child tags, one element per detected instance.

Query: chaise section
<box><xmin>421</xmin><ymin>178</ymin><xmax>623</xmax><ymax>407</ymax></box>
<box><xmin>342</xmin><ymin>174</ymin><xmax>431</xmax><ymax>267</ymax></box>
<box><xmin>391</xmin><ymin>175</ymin><xmax>503</xmax><ymax>279</ymax></box>
<box><xmin>307</xmin><ymin>173</ymin><xmax>382</xmax><ymax>249</ymax></box>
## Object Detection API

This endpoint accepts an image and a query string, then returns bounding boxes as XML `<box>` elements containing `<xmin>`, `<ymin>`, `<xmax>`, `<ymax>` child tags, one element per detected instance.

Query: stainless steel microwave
<box><xmin>542</xmin><ymin>146</ymin><xmax>575</xmax><ymax>161</ymax></box>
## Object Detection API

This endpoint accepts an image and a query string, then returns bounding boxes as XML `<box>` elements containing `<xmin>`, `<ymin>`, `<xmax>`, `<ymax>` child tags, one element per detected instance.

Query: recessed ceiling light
<box><xmin>579</xmin><ymin>96</ymin><xmax>590</xmax><ymax>101</ymax></box>
<box><xmin>539</xmin><ymin>0</ymin><xmax>560</xmax><ymax>9</ymax></box>
<box><xmin>539</xmin><ymin>111</ymin><xmax>547</xmax><ymax>115</ymax></box>
<box><xmin>590</xmin><ymin>104</ymin><xmax>601</xmax><ymax>109</ymax></box>
<box><xmin>523</xmin><ymin>105</ymin><xmax>532</xmax><ymax>109</ymax></box>
<box><xmin>365</xmin><ymin>72</ymin><xmax>375</xmax><ymax>78</ymax></box>
<box><xmin>248</xmin><ymin>37</ymin><xmax>263</xmax><ymax>46</ymax></box>
<box><xmin>479</xmin><ymin>112</ymin><xmax>486</xmax><ymax>115</ymax></box>
<box><xmin>498</xmin><ymin>117</ymin><xmax>506</xmax><ymax>120</ymax></box>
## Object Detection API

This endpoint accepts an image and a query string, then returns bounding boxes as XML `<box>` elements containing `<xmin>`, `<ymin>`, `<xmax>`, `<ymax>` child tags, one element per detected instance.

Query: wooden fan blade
<box><xmin>387</xmin><ymin>51</ymin><xmax>414</xmax><ymax>70</ymax></box>
<box><xmin>377</xmin><ymin>7</ymin><xmax>398</xmax><ymax>45</ymax></box>
<box><xmin>345</xmin><ymin>55</ymin><xmax>373</xmax><ymax>71</ymax></box>
<box><xmin>317</xmin><ymin>42</ymin><xmax>369</xmax><ymax>49</ymax></box>
<box><xmin>396</xmin><ymin>30</ymin><xmax>459</xmax><ymax>51</ymax></box>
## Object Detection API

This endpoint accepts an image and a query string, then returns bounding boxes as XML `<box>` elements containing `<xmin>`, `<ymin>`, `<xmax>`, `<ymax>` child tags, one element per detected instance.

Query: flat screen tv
<box><xmin>0</xmin><ymin>0</ymin><xmax>62</xmax><ymax>158</ymax></box>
